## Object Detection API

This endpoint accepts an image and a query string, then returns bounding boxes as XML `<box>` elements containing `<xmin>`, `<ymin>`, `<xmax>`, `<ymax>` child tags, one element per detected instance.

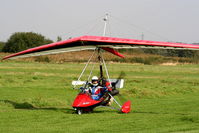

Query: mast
<box><xmin>103</xmin><ymin>13</ymin><xmax>108</xmax><ymax>36</ymax></box>
<box><xmin>99</xmin><ymin>14</ymin><xmax>109</xmax><ymax>83</ymax></box>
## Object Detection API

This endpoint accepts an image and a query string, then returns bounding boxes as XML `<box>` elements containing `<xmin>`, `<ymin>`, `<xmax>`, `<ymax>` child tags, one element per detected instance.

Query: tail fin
<box><xmin>121</xmin><ymin>100</ymin><xmax>131</xmax><ymax>113</ymax></box>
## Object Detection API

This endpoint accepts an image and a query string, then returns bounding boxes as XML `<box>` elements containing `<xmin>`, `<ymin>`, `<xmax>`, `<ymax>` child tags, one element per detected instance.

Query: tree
<box><xmin>0</xmin><ymin>42</ymin><xmax>5</xmax><ymax>52</ymax></box>
<box><xmin>2</xmin><ymin>32</ymin><xmax>53</xmax><ymax>53</ymax></box>
<box><xmin>57</xmin><ymin>36</ymin><xmax>62</xmax><ymax>42</ymax></box>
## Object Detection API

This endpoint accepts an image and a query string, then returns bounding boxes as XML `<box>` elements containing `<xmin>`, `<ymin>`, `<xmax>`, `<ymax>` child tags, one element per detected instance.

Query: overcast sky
<box><xmin>0</xmin><ymin>0</ymin><xmax>199</xmax><ymax>43</ymax></box>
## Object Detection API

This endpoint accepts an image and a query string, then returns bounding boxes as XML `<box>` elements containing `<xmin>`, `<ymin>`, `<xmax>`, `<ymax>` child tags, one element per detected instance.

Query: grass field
<box><xmin>0</xmin><ymin>61</ymin><xmax>199</xmax><ymax>133</ymax></box>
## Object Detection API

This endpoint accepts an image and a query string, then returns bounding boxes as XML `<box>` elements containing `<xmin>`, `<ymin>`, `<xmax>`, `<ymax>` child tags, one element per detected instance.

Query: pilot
<box><xmin>89</xmin><ymin>76</ymin><xmax>109</xmax><ymax>100</ymax></box>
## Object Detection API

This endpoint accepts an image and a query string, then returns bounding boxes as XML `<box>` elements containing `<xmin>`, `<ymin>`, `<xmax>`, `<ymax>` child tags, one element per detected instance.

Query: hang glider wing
<box><xmin>2</xmin><ymin>35</ymin><xmax>199</xmax><ymax>60</ymax></box>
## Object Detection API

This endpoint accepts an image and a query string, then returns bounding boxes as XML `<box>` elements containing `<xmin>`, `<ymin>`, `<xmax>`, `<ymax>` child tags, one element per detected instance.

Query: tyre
<box><xmin>77</xmin><ymin>109</ymin><xmax>82</xmax><ymax>115</ymax></box>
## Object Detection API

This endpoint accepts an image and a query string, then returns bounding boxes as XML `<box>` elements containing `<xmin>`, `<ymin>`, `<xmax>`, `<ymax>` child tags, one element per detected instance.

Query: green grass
<box><xmin>0</xmin><ymin>61</ymin><xmax>199</xmax><ymax>133</ymax></box>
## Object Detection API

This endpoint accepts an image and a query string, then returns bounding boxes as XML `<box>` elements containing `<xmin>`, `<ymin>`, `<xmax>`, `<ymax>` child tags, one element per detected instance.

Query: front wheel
<box><xmin>77</xmin><ymin>109</ymin><xmax>82</xmax><ymax>115</ymax></box>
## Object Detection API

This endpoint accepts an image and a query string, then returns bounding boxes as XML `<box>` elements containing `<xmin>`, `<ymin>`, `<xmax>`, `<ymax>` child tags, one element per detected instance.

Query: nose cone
<box><xmin>72</xmin><ymin>93</ymin><xmax>101</xmax><ymax>108</ymax></box>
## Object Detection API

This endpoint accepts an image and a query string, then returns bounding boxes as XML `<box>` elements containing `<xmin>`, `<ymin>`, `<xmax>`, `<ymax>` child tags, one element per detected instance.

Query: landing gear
<box><xmin>75</xmin><ymin>108</ymin><xmax>93</xmax><ymax>115</ymax></box>
<box><xmin>77</xmin><ymin>109</ymin><xmax>82</xmax><ymax>115</ymax></box>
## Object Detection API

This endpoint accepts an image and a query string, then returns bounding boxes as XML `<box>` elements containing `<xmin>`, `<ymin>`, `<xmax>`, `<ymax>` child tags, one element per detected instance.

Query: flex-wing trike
<box><xmin>72</xmin><ymin>48</ymin><xmax>131</xmax><ymax>115</ymax></box>
<box><xmin>3</xmin><ymin>35</ymin><xmax>199</xmax><ymax>115</ymax></box>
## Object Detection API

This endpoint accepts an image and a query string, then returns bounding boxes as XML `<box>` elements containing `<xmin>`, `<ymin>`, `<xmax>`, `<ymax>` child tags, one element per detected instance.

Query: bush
<box><xmin>2</xmin><ymin>32</ymin><xmax>53</xmax><ymax>53</ymax></box>
<box><xmin>35</xmin><ymin>56</ymin><xmax>50</xmax><ymax>63</ymax></box>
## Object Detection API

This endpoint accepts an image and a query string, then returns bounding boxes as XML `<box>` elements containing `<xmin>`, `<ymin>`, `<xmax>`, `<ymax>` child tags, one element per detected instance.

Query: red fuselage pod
<box><xmin>72</xmin><ymin>93</ymin><xmax>101</xmax><ymax>108</ymax></box>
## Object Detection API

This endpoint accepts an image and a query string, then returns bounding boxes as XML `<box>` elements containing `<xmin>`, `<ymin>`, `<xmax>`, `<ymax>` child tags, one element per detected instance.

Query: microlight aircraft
<box><xmin>3</xmin><ymin>35</ymin><xmax>199</xmax><ymax>114</ymax></box>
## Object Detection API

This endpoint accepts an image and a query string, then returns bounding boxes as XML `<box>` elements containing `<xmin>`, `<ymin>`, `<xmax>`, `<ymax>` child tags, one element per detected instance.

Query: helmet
<box><xmin>91</xmin><ymin>76</ymin><xmax>98</xmax><ymax>86</ymax></box>
<box><xmin>92</xmin><ymin>76</ymin><xmax>98</xmax><ymax>81</ymax></box>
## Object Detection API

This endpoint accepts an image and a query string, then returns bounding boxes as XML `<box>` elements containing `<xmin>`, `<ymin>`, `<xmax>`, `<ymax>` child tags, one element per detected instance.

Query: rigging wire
<box><xmin>60</xmin><ymin>13</ymin><xmax>172</xmax><ymax>42</ymax></box>
<box><xmin>87</xmin><ymin>60</ymin><xmax>96</xmax><ymax>82</ymax></box>
<box><xmin>60</xmin><ymin>15</ymin><xmax>105</xmax><ymax>39</ymax></box>
<box><xmin>74</xmin><ymin>49</ymin><xmax>96</xmax><ymax>88</ymax></box>
<box><xmin>85</xmin><ymin>21</ymin><xmax>104</xmax><ymax>36</ymax></box>
<box><xmin>106</xmin><ymin>18</ymin><xmax>139</xmax><ymax>39</ymax></box>
<box><xmin>109</xmin><ymin>14</ymin><xmax>171</xmax><ymax>41</ymax></box>
<box><xmin>100</xmin><ymin>51</ymin><xmax>112</xmax><ymax>87</ymax></box>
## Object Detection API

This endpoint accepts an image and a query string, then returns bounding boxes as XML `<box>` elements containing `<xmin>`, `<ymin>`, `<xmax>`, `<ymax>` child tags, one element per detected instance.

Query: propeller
<box><xmin>112</xmin><ymin>71</ymin><xmax>126</xmax><ymax>90</ymax></box>
<box><xmin>111</xmin><ymin>71</ymin><xmax>130</xmax><ymax>106</ymax></box>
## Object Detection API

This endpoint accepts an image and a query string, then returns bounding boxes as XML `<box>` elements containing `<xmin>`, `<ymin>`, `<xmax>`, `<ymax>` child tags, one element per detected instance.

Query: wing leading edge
<box><xmin>2</xmin><ymin>35</ymin><xmax>199</xmax><ymax>60</ymax></box>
